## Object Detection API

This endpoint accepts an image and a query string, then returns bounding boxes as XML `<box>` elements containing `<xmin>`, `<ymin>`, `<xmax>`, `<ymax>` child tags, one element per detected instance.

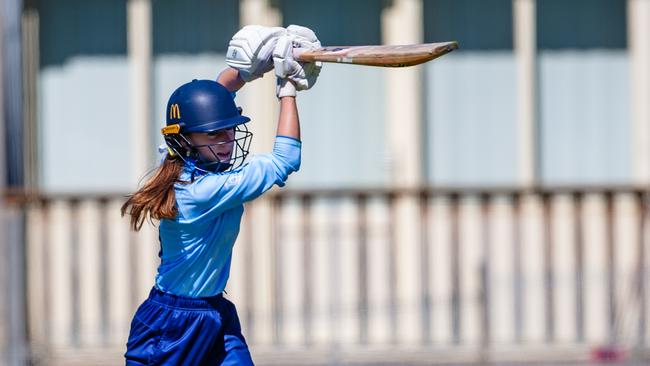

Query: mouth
<box><xmin>216</xmin><ymin>152</ymin><xmax>232</xmax><ymax>161</ymax></box>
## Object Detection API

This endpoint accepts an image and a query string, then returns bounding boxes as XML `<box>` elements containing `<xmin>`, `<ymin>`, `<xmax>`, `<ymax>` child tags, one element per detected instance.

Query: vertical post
<box><xmin>628</xmin><ymin>0</ymin><xmax>650</xmax><ymax>184</ymax></box>
<box><xmin>636</xmin><ymin>191</ymin><xmax>647</xmax><ymax>349</ymax></box>
<box><xmin>382</xmin><ymin>0</ymin><xmax>423</xmax><ymax>187</ymax></box>
<box><xmin>125</xmin><ymin>5</ymin><xmax>156</xmax><ymax>305</ymax></box>
<box><xmin>520</xmin><ymin>193</ymin><xmax>546</xmax><ymax>343</ymax></box>
<box><xmin>2</xmin><ymin>0</ymin><xmax>27</xmax><ymax>364</ymax></box>
<box><xmin>450</xmin><ymin>194</ymin><xmax>461</xmax><ymax>345</ymax></box>
<box><xmin>542</xmin><ymin>193</ymin><xmax>555</xmax><ymax>342</ymax></box>
<box><xmin>127</xmin><ymin>0</ymin><xmax>152</xmax><ymax>184</ymax></box>
<box><xmin>419</xmin><ymin>192</ymin><xmax>431</xmax><ymax>345</ymax></box>
<box><xmin>238</xmin><ymin>0</ymin><xmax>281</xmax><ymax>347</ymax></box>
<box><xmin>515</xmin><ymin>1</ymin><xmax>546</xmax><ymax>345</ymax></box>
<box><xmin>605</xmin><ymin>193</ymin><xmax>616</xmax><ymax>344</ymax></box>
<box><xmin>301</xmin><ymin>195</ymin><xmax>313</xmax><ymax>347</ymax></box>
<box><xmin>127</xmin><ymin>0</ymin><xmax>157</xmax><ymax>315</ymax></box>
<box><xmin>512</xmin><ymin>194</ymin><xmax>524</xmax><ymax>343</ymax></box>
<box><xmin>381</xmin><ymin>0</ymin><xmax>424</xmax><ymax>346</ymax></box>
<box><xmin>271</xmin><ymin>195</ymin><xmax>282</xmax><ymax>346</ymax></box>
<box><xmin>21</xmin><ymin>5</ymin><xmax>37</xmax><ymax>190</ymax></box>
<box><xmin>0</xmin><ymin>3</ymin><xmax>7</xmax><ymax>363</ymax></box>
<box><xmin>514</xmin><ymin>0</ymin><xmax>537</xmax><ymax>186</ymax></box>
<box><xmin>478</xmin><ymin>194</ymin><xmax>491</xmax><ymax>358</ymax></box>
<box><xmin>239</xmin><ymin>0</ymin><xmax>281</xmax><ymax>154</ymax></box>
<box><xmin>4</xmin><ymin>207</ymin><xmax>26</xmax><ymax>366</ymax></box>
<box><xmin>572</xmin><ymin>192</ymin><xmax>584</xmax><ymax>342</ymax></box>
<box><xmin>357</xmin><ymin>194</ymin><xmax>368</xmax><ymax>345</ymax></box>
<box><xmin>628</xmin><ymin>0</ymin><xmax>650</xmax><ymax>347</ymax></box>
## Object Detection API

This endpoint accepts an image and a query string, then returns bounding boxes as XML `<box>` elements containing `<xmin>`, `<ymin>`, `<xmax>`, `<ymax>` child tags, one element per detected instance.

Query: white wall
<box><xmin>539</xmin><ymin>51</ymin><xmax>631</xmax><ymax>184</ymax></box>
<box><xmin>426</xmin><ymin>51</ymin><xmax>518</xmax><ymax>186</ymax></box>
<box><xmin>39</xmin><ymin>58</ymin><xmax>132</xmax><ymax>192</ymax></box>
<box><xmin>287</xmin><ymin>64</ymin><xmax>388</xmax><ymax>188</ymax></box>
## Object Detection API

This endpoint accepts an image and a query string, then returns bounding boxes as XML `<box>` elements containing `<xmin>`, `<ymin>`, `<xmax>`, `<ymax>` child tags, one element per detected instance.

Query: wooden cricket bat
<box><xmin>294</xmin><ymin>41</ymin><xmax>458</xmax><ymax>67</ymax></box>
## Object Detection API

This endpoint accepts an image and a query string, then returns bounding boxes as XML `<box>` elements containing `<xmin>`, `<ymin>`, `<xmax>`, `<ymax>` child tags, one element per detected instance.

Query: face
<box><xmin>187</xmin><ymin>128</ymin><xmax>235</xmax><ymax>162</ymax></box>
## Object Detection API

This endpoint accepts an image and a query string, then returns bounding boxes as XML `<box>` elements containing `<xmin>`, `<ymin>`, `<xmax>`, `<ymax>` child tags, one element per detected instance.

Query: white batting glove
<box><xmin>273</xmin><ymin>34</ymin><xmax>321</xmax><ymax>93</ymax></box>
<box><xmin>226</xmin><ymin>25</ymin><xmax>287</xmax><ymax>82</ymax></box>
<box><xmin>276</xmin><ymin>78</ymin><xmax>296</xmax><ymax>98</ymax></box>
<box><xmin>287</xmin><ymin>24</ymin><xmax>321</xmax><ymax>51</ymax></box>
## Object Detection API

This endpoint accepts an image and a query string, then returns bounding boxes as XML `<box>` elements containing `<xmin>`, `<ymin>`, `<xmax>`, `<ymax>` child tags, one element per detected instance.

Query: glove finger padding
<box><xmin>226</xmin><ymin>25</ymin><xmax>287</xmax><ymax>82</ymax></box>
<box><xmin>287</xmin><ymin>58</ymin><xmax>321</xmax><ymax>91</ymax></box>
<box><xmin>294</xmin><ymin>61</ymin><xmax>321</xmax><ymax>91</ymax></box>
<box><xmin>273</xmin><ymin>36</ymin><xmax>296</xmax><ymax>79</ymax></box>
<box><xmin>286</xmin><ymin>24</ymin><xmax>321</xmax><ymax>48</ymax></box>
<box><xmin>273</xmin><ymin>35</ymin><xmax>321</xmax><ymax>91</ymax></box>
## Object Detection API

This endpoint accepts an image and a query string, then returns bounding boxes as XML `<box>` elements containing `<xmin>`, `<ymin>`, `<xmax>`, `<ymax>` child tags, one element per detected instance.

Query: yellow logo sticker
<box><xmin>161</xmin><ymin>124</ymin><xmax>181</xmax><ymax>135</ymax></box>
<box><xmin>169</xmin><ymin>104</ymin><xmax>181</xmax><ymax>120</ymax></box>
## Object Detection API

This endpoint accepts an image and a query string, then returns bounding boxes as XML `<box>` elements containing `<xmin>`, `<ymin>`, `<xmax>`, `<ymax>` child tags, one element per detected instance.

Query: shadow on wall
<box><xmin>35</xmin><ymin>0</ymin><xmax>127</xmax><ymax>68</ymax></box>
<box><xmin>34</xmin><ymin>0</ymin><xmax>239</xmax><ymax>69</ymax></box>
<box><xmin>422</xmin><ymin>0</ymin><xmax>626</xmax><ymax>51</ymax></box>
<box><xmin>537</xmin><ymin>0</ymin><xmax>627</xmax><ymax>50</ymax></box>
<box><xmin>424</xmin><ymin>0</ymin><xmax>513</xmax><ymax>50</ymax></box>
<box><xmin>279</xmin><ymin>0</ymin><xmax>383</xmax><ymax>45</ymax></box>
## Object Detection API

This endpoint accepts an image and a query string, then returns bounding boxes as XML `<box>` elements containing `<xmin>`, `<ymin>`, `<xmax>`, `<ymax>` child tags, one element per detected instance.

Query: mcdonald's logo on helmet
<box><xmin>169</xmin><ymin>104</ymin><xmax>181</xmax><ymax>120</ymax></box>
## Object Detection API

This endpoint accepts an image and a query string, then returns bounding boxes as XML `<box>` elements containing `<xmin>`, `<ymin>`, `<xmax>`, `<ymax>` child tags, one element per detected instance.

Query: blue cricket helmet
<box><xmin>165</xmin><ymin>79</ymin><xmax>250</xmax><ymax>132</ymax></box>
<box><xmin>161</xmin><ymin>79</ymin><xmax>253</xmax><ymax>175</ymax></box>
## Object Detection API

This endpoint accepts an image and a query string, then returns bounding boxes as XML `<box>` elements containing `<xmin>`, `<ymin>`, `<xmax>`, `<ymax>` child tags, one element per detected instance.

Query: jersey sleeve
<box><xmin>180</xmin><ymin>136</ymin><xmax>301</xmax><ymax>218</ymax></box>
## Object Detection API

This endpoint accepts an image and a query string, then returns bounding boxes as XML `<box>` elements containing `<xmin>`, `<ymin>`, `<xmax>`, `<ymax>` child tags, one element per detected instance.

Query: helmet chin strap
<box><xmin>199</xmin><ymin>160</ymin><xmax>232</xmax><ymax>173</ymax></box>
<box><xmin>186</xmin><ymin>156</ymin><xmax>233</xmax><ymax>181</ymax></box>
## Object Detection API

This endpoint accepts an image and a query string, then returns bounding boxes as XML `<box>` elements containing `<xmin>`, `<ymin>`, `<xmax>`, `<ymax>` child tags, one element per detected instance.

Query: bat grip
<box><xmin>292</xmin><ymin>48</ymin><xmax>308</xmax><ymax>62</ymax></box>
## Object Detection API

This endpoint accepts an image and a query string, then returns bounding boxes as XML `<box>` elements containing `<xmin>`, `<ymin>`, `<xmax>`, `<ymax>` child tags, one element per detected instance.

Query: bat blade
<box><xmin>295</xmin><ymin>41</ymin><xmax>459</xmax><ymax>67</ymax></box>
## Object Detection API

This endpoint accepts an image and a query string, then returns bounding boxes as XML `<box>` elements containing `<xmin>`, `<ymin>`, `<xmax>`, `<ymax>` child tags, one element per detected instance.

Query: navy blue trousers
<box><xmin>125</xmin><ymin>287</ymin><xmax>254</xmax><ymax>365</ymax></box>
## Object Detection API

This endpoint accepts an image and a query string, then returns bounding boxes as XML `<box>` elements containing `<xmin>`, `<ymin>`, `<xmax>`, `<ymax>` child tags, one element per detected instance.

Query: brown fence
<box><xmin>5</xmin><ymin>186</ymin><xmax>650</xmax><ymax>365</ymax></box>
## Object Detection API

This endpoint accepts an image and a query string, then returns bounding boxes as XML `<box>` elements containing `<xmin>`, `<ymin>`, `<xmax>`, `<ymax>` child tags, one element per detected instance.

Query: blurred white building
<box><xmin>26</xmin><ymin>0</ymin><xmax>648</xmax><ymax>193</ymax></box>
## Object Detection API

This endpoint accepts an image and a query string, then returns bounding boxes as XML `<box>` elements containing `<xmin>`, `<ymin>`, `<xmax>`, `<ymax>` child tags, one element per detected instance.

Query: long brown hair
<box><xmin>121</xmin><ymin>155</ymin><xmax>187</xmax><ymax>231</ymax></box>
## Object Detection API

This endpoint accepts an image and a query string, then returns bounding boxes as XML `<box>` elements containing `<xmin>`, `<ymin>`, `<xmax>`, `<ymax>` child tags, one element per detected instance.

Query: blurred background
<box><xmin>1</xmin><ymin>0</ymin><xmax>650</xmax><ymax>365</ymax></box>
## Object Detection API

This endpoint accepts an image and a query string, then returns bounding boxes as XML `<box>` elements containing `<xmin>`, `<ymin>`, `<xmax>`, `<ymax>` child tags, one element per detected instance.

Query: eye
<box><xmin>211</xmin><ymin>129</ymin><xmax>234</xmax><ymax>136</ymax></box>
<box><xmin>206</xmin><ymin>131</ymin><xmax>220</xmax><ymax>137</ymax></box>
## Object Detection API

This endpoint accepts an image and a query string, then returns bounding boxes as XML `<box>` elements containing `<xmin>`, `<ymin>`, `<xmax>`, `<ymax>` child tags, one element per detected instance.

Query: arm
<box><xmin>217</xmin><ymin>67</ymin><xmax>246</xmax><ymax>93</ymax></box>
<box><xmin>276</xmin><ymin>96</ymin><xmax>300</xmax><ymax>140</ymax></box>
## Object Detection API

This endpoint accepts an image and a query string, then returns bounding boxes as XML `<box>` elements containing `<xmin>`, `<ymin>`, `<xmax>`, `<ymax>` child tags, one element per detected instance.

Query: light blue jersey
<box><xmin>155</xmin><ymin>136</ymin><xmax>301</xmax><ymax>297</ymax></box>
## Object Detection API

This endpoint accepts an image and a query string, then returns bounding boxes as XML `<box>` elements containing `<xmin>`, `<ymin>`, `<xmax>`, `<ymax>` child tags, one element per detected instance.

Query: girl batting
<box><xmin>121</xmin><ymin>25</ymin><xmax>321</xmax><ymax>365</ymax></box>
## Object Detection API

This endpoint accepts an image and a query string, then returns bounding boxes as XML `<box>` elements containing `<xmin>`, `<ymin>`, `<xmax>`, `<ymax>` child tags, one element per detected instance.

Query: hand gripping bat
<box><xmin>294</xmin><ymin>41</ymin><xmax>458</xmax><ymax>67</ymax></box>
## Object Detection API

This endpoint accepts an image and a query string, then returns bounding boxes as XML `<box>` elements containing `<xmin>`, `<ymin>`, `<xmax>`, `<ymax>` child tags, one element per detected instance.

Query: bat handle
<box><xmin>292</xmin><ymin>48</ymin><xmax>309</xmax><ymax>62</ymax></box>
